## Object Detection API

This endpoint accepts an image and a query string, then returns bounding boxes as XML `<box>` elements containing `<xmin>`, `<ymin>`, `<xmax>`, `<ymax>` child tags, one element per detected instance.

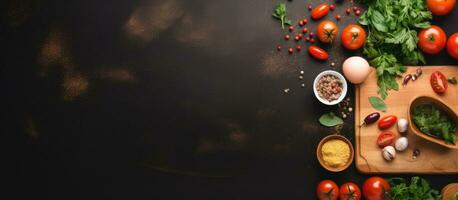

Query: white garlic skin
<box><xmin>382</xmin><ymin>146</ymin><xmax>396</xmax><ymax>161</ymax></box>
<box><xmin>397</xmin><ymin>118</ymin><xmax>408</xmax><ymax>133</ymax></box>
<box><xmin>395</xmin><ymin>137</ymin><xmax>408</xmax><ymax>151</ymax></box>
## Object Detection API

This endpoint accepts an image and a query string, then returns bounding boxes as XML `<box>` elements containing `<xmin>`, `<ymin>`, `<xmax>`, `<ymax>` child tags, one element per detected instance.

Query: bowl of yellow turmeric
<box><xmin>316</xmin><ymin>134</ymin><xmax>354</xmax><ymax>172</ymax></box>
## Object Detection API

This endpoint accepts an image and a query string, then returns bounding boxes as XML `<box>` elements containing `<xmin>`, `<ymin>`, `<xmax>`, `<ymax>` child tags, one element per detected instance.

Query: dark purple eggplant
<box><xmin>360</xmin><ymin>112</ymin><xmax>380</xmax><ymax>127</ymax></box>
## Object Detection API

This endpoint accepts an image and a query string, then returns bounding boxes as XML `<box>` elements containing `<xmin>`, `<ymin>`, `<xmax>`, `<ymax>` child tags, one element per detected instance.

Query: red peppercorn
<box><xmin>336</xmin><ymin>14</ymin><xmax>341</xmax><ymax>20</ymax></box>
<box><xmin>296</xmin><ymin>45</ymin><xmax>302</xmax><ymax>51</ymax></box>
<box><xmin>302</xmin><ymin>19</ymin><xmax>308</xmax><ymax>24</ymax></box>
<box><xmin>310</xmin><ymin>38</ymin><xmax>315</xmax><ymax>43</ymax></box>
<box><xmin>355</xmin><ymin>10</ymin><xmax>361</xmax><ymax>16</ymax></box>
<box><xmin>277</xmin><ymin>46</ymin><xmax>282</xmax><ymax>51</ymax></box>
<box><xmin>305</xmin><ymin>36</ymin><xmax>310</xmax><ymax>41</ymax></box>
<box><xmin>288</xmin><ymin>26</ymin><xmax>294</xmax><ymax>31</ymax></box>
<box><xmin>294</xmin><ymin>36</ymin><xmax>300</xmax><ymax>41</ymax></box>
<box><xmin>298</xmin><ymin>33</ymin><xmax>303</xmax><ymax>38</ymax></box>
<box><xmin>285</xmin><ymin>35</ymin><xmax>290</xmax><ymax>40</ymax></box>
<box><xmin>353</xmin><ymin>6</ymin><xmax>359</xmax><ymax>12</ymax></box>
<box><xmin>309</xmin><ymin>32</ymin><xmax>314</xmax><ymax>37</ymax></box>
<box><xmin>308</xmin><ymin>5</ymin><xmax>313</xmax><ymax>11</ymax></box>
<box><xmin>299</xmin><ymin>20</ymin><xmax>304</xmax><ymax>26</ymax></box>
<box><xmin>288</xmin><ymin>48</ymin><xmax>294</xmax><ymax>54</ymax></box>
<box><xmin>346</xmin><ymin>8</ymin><xmax>351</xmax><ymax>15</ymax></box>
<box><xmin>302</xmin><ymin>27</ymin><xmax>308</xmax><ymax>33</ymax></box>
<box><xmin>330</xmin><ymin>4</ymin><xmax>335</xmax><ymax>11</ymax></box>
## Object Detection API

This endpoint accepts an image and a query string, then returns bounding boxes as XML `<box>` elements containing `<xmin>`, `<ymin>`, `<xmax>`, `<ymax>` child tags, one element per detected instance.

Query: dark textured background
<box><xmin>2</xmin><ymin>0</ymin><xmax>458</xmax><ymax>199</ymax></box>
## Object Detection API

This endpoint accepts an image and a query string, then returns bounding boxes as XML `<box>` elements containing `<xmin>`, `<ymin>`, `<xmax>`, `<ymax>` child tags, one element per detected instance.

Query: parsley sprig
<box><xmin>272</xmin><ymin>3</ymin><xmax>292</xmax><ymax>30</ymax></box>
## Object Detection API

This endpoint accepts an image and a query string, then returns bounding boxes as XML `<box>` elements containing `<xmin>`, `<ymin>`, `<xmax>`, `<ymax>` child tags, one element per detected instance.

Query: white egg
<box><xmin>342</xmin><ymin>56</ymin><xmax>371</xmax><ymax>84</ymax></box>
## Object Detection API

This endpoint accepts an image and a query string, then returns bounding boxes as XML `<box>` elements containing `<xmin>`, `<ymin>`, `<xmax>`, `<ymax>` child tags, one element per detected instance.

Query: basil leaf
<box><xmin>369</xmin><ymin>96</ymin><xmax>387</xmax><ymax>112</ymax></box>
<box><xmin>319</xmin><ymin>112</ymin><xmax>344</xmax><ymax>127</ymax></box>
<box><xmin>448</xmin><ymin>77</ymin><xmax>457</xmax><ymax>85</ymax></box>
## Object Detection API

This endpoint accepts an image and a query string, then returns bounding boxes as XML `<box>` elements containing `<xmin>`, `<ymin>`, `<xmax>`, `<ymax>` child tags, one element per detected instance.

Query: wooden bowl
<box><xmin>442</xmin><ymin>183</ymin><xmax>458</xmax><ymax>200</ymax></box>
<box><xmin>408</xmin><ymin>96</ymin><xmax>458</xmax><ymax>149</ymax></box>
<box><xmin>316</xmin><ymin>134</ymin><xmax>354</xmax><ymax>172</ymax></box>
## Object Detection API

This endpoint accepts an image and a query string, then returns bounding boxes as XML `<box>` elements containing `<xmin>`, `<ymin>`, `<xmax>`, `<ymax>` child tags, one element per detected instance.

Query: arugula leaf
<box><xmin>272</xmin><ymin>3</ymin><xmax>291</xmax><ymax>29</ymax></box>
<box><xmin>319</xmin><ymin>112</ymin><xmax>344</xmax><ymax>127</ymax></box>
<box><xmin>359</xmin><ymin>0</ymin><xmax>431</xmax><ymax>99</ymax></box>
<box><xmin>413</xmin><ymin>104</ymin><xmax>457</xmax><ymax>144</ymax></box>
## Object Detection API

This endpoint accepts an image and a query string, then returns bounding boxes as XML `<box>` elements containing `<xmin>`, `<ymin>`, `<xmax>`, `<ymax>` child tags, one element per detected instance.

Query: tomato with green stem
<box><xmin>362</xmin><ymin>177</ymin><xmax>391</xmax><ymax>200</ymax></box>
<box><xmin>427</xmin><ymin>0</ymin><xmax>456</xmax><ymax>16</ymax></box>
<box><xmin>341</xmin><ymin>25</ymin><xmax>366</xmax><ymax>50</ymax></box>
<box><xmin>447</xmin><ymin>33</ymin><xmax>458</xmax><ymax>59</ymax></box>
<box><xmin>317</xmin><ymin>180</ymin><xmax>339</xmax><ymax>200</ymax></box>
<box><xmin>418</xmin><ymin>25</ymin><xmax>447</xmax><ymax>54</ymax></box>
<box><xmin>340</xmin><ymin>182</ymin><xmax>361</xmax><ymax>200</ymax></box>
<box><xmin>317</xmin><ymin>20</ymin><xmax>338</xmax><ymax>43</ymax></box>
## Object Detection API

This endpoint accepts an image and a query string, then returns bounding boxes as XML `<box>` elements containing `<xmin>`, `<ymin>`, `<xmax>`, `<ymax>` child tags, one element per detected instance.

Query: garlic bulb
<box><xmin>397</xmin><ymin>118</ymin><xmax>408</xmax><ymax>133</ymax></box>
<box><xmin>382</xmin><ymin>146</ymin><xmax>396</xmax><ymax>161</ymax></box>
<box><xmin>395</xmin><ymin>137</ymin><xmax>408</xmax><ymax>151</ymax></box>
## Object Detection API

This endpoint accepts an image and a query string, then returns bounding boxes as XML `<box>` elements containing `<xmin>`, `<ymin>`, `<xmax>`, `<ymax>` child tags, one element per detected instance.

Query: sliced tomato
<box><xmin>308</xmin><ymin>46</ymin><xmax>329</xmax><ymax>60</ymax></box>
<box><xmin>377</xmin><ymin>131</ymin><xmax>395</xmax><ymax>148</ymax></box>
<box><xmin>430</xmin><ymin>71</ymin><xmax>448</xmax><ymax>94</ymax></box>
<box><xmin>311</xmin><ymin>4</ymin><xmax>330</xmax><ymax>20</ymax></box>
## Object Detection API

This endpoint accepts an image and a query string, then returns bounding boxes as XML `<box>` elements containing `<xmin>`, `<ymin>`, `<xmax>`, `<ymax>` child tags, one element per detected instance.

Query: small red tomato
<box><xmin>346</xmin><ymin>8</ymin><xmax>351</xmax><ymax>15</ymax></box>
<box><xmin>303</xmin><ymin>19</ymin><xmax>308</xmax><ymax>24</ymax></box>
<box><xmin>418</xmin><ymin>25</ymin><xmax>447</xmax><ymax>54</ymax></box>
<box><xmin>310</xmin><ymin>38</ymin><xmax>315</xmax><ymax>43</ymax></box>
<box><xmin>302</xmin><ymin>27</ymin><xmax>308</xmax><ymax>33</ymax></box>
<box><xmin>308</xmin><ymin>5</ymin><xmax>313</xmax><ymax>11</ymax></box>
<box><xmin>299</xmin><ymin>20</ymin><xmax>305</xmax><ymax>26</ymax></box>
<box><xmin>355</xmin><ymin>10</ymin><xmax>361</xmax><ymax>16</ymax></box>
<box><xmin>330</xmin><ymin>4</ymin><xmax>335</xmax><ymax>11</ymax></box>
<box><xmin>340</xmin><ymin>182</ymin><xmax>361</xmax><ymax>200</ymax></box>
<box><xmin>288</xmin><ymin>47</ymin><xmax>294</xmax><ymax>54</ymax></box>
<box><xmin>378</xmin><ymin>115</ymin><xmax>397</xmax><ymax>129</ymax></box>
<box><xmin>288</xmin><ymin>26</ymin><xmax>294</xmax><ymax>31</ymax></box>
<box><xmin>308</xmin><ymin>46</ymin><xmax>328</xmax><ymax>60</ymax></box>
<box><xmin>447</xmin><ymin>32</ymin><xmax>458</xmax><ymax>59</ymax></box>
<box><xmin>285</xmin><ymin>35</ymin><xmax>290</xmax><ymax>40</ymax></box>
<box><xmin>317</xmin><ymin>180</ymin><xmax>339</xmax><ymax>200</ymax></box>
<box><xmin>311</xmin><ymin>4</ymin><xmax>330</xmax><ymax>20</ymax></box>
<box><xmin>296</xmin><ymin>45</ymin><xmax>302</xmax><ymax>51</ymax></box>
<box><xmin>277</xmin><ymin>46</ymin><xmax>282</xmax><ymax>51</ymax></box>
<box><xmin>362</xmin><ymin>177</ymin><xmax>391</xmax><ymax>200</ymax></box>
<box><xmin>377</xmin><ymin>131</ymin><xmax>395</xmax><ymax>148</ymax></box>
<box><xmin>427</xmin><ymin>0</ymin><xmax>456</xmax><ymax>16</ymax></box>
<box><xmin>336</xmin><ymin>14</ymin><xmax>341</xmax><ymax>20</ymax></box>
<box><xmin>430</xmin><ymin>71</ymin><xmax>448</xmax><ymax>94</ymax></box>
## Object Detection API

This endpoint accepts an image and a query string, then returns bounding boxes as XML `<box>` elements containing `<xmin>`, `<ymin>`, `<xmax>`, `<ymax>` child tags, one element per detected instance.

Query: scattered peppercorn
<box><xmin>302</xmin><ymin>27</ymin><xmax>308</xmax><ymax>33</ymax></box>
<box><xmin>277</xmin><ymin>46</ymin><xmax>282</xmax><ymax>51</ymax></box>
<box><xmin>288</xmin><ymin>26</ymin><xmax>294</xmax><ymax>31</ymax></box>
<box><xmin>346</xmin><ymin>8</ymin><xmax>351</xmax><ymax>15</ymax></box>
<box><xmin>330</xmin><ymin>4</ymin><xmax>335</xmax><ymax>11</ymax></box>
<box><xmin>285</xmin><ymin>35</ymin><xmax>290</xmax><ymax>40</ymax></box>
<box><xmin>288</xmin><ymin>48</ymin><xmax>294</xmax><ymax>54</ymax></box>
<box><xmin>308</xmin><ymin>5</ymin><xmax>313</xmax><ymax>11</ymax></box>
<box><xmin>294</xmin><ymin>36</ymin><xmax>300</xmax><ymax>41</ymax></box>
<box><xmin>335</xmin><ymin>14</ymin><xmax>341</xmax><ymax>20</ymax></box>
<box><xmin>355</xmin><ymin>10</ymin><xmax>361</xmax><ymax>16</ymax></box>
<box><xmin>310</xmin><ymin>38</ymin><xmax>315</xmax><ymax>43</ymax></box>
<box><xmin>302</xmin><ymin>19</ymin><xmax>308</xmax><ymax>24</ymax></box>
<box><xmin>296</xmin><ymin>45</ymin><xmax>302</xmax><ymax>51</ymax></box>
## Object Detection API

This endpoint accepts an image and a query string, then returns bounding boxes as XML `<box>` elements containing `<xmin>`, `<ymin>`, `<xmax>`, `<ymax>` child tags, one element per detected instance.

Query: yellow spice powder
<box><xmin>321</xmin><ymin>139</ymin><xmax>350</xmax><ymax>167</ymax></box>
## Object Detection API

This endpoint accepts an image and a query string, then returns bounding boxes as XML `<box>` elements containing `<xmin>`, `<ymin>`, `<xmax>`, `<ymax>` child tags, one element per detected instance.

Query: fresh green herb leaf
<box><xmin>448</xmin><ymin>77</ymin><xmax>457</xmax><ymax>85</ymax></box>
<box><xmin>413</xmin><ymin>104</ymin><xmax>456</xmax><ymax>144</ymax></box>
<box><xmin>359</xmin><ymin>0</ymin><xmax>431</xmax><ymax>99</ymax></box>
<box><xmin>368</xmin><ymin>96</ymin><xmax>386</xmax><ymax>112</ymax></box>
<box><xmin>388</xmin><ymin>177</ymin><xmax>441</xmax><ymax>200</ymax></box>
<box><xmin>272</xmin><ymin>3</ymin><xmax>291</xmax><ymax>30</ymax></box>
<box><xmin>319</xmin><ymin>112</ymin><xmax>344</xmax><ymax>127</ymax></box>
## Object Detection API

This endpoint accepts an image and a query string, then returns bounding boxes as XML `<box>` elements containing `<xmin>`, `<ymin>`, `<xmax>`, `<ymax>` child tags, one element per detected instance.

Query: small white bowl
<box><xmin>313</xmin><ymin>70</ymin><xmax>348</xmax><ymax>105</ymax></box>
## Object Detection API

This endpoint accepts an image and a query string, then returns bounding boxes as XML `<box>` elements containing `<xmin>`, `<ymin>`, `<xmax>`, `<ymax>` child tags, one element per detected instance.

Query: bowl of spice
<box><xmin>316</xmin><ymin>134</ymin><xmax>354</xmax><ymax>172</ymax></box>
<box><xmin>313</xmin><ymin>70</ymin><xmax>347</xmax><ymax>105</ymax></box>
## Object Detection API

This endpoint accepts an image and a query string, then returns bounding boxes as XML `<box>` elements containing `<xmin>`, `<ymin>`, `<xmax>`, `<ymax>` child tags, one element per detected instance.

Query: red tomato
<box><xmin>418</xmin><ymin>25</ymin><xmax>447</xmax><ymax>54</ymax></box>
<box><xmin>317</xmin><ymin>180</ymin><xmax>339</xmax><ymax>200</ymax></box>
<box><xmin>362</xmin><ymin>177</ymin><xmax>391</xmax><ymax>200</ymax></box>
<box><xmin>427</xmin><ymin>0</ymin><xmax>456</xmax><ymax>16</ymax></box>
<box><xmin>317</xmin><ymin>20</ymin><xmax>339</xmax><ymax>43</ymax></box>
<box><xmin>377</xmin><ymin>131</ymin><xmax>395</xmax><ymax>148</ymax></box>
<box><xmin>339</xmin><ymin>182</ymin><xmax>361</xmax><ymax>200</ymax></box>
<box><xmin>378</xmin><ymin>115</ymin><xmax>397</xmax><ymax>129</ymax></box>
<box><xmin>341</xmin><ymin>24</ymin><xmax>366</xmax><ymax>50</ymax></box>
<box><xmin>447</xmin><ymin>33</ymin><xmax>458</xmax><ymax>59</ymax></box>
<box><xmin>312</xmin><ymin>4</ymin><xmax>330</xmax><ymax>20</ymax></box>
<box><xmin>430</xmin><ymin>71</ymin><xmax>448</xmax><ymax>94</ymax></box>
<box><xmin>308</xmin><ymin>46</ymin><xmax>329</xmax><ymax>60</ymax></box>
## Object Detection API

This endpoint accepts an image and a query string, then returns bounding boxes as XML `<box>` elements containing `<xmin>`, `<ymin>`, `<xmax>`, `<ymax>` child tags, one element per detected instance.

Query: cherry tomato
<box><xmin>427</xmin><ymin>0</ymin><xmax>456</xmax><ymax>16</ymax></box>
<box><xmin>311</xmin><ymin>4</ymin><xmax>330</xmax><ymax>20</ymax></box>
<box><xmin>317</xmin><ymin>180</ymin><xmax>339</xmax><ymax>200</ymax></box>
<box><xmin>447</xmin><ymin>32</ymin><xmax>458</xmax><ymax>59</ymax></box>
<box><xmin>341</xmin><ymin>24</ymin><xmax>366</xmax><ymax>50</ymax></box>
<box><xmin>418</xmin><ymin>25</ymin><xmax>447</xmax><ymax>54</ymax></box>
<box><xmin>430</xmin><ymin>71</ymin><xmax>448</xmax><ymax>94</ymax></box>
<box><xmin>340</xmin><ymin>182</ymin><xmax>361</xmax><ymax>200</ymax></box>
<box><xmin>317</xmin><ymin>20</ymin><xmax>339</xmax><ymax>43</ymax></box>
<box><xmin>308</xmin><ymin>46</ymin><xmax>329</xmax><ymax>60</ymax></box>
<box><xmin>378</xmin><ymin>115</ymin><xmax>397</xmax><ymax>129</ymax></box>
<box><xmin>377</xmin><ymin>131</ymin><xmax>395</xmax><ymax>148</ymax></box>
<box><xmin>362</xmin><ymin>177</ymin><xmax>391</xmax><ymax>200</ymax></box>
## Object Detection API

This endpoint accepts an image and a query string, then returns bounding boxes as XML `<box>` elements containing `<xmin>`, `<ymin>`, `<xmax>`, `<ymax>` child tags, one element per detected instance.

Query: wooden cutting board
<box><xmin>355</xmin><ymin>66</ymin><xmax>458</xmax><ymax>174</ymax></box>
